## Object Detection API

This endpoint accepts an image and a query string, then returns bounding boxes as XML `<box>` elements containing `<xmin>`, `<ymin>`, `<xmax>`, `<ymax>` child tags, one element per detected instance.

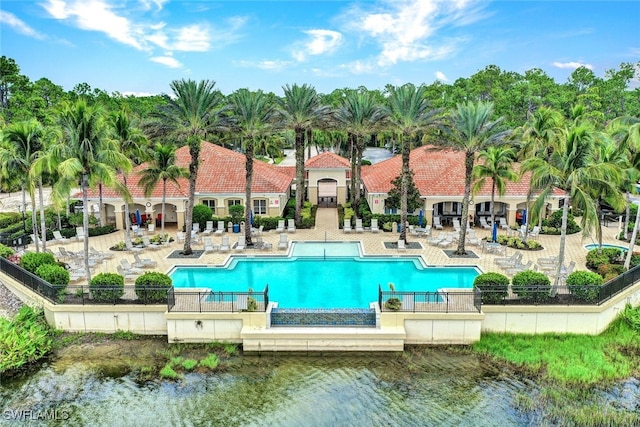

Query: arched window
<box><xmin>201</xmin><ymin>199</ymin><xmax>216</xmax><ymax>214</ymax></box>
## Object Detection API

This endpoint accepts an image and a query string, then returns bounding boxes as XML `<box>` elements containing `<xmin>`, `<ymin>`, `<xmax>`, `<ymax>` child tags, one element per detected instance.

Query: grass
<box><xmin>199</xmin><ymin>353</ymin><xmax>219</xmax><ymax>370</ymax></box>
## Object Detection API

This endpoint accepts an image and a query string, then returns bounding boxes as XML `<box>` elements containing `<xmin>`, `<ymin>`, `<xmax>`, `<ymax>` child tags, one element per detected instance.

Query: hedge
<box><xmin>134</xmin><ymin>272</ymin><xmax>172</xmax><ymax>303</ymax></box>
<box><xmin>566</xmin><ymin>271</ymin><xmax>604</xmax><ymax>303</ymax></box>
<box><xmin>473</xmin><ymin>272</ymin><xmax>509</xmax><ymax>304</ymax></box>
<box><xmin>20</xmin><ymin>252</ymin><xmax>56</xmax><ymax>274</ymax></box>
<box><xmin>511</xmin><ymin>271</ymin><xmax>551</xmax><ymax>303</ymax></box>
<box><xmin>89</xmin><ymin>273</ymin><xmax>125</xmax><ymax>302</ymax></box>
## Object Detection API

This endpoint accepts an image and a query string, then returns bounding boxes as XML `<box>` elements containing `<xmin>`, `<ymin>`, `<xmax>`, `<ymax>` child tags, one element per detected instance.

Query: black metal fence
<box><xmin>378</xmin><ymin>285</ymin><xmax>482</xmax><ymax>313</ymax></box>
<box><xmin>0</xmin><ymin>255</ymin><xmax>58</xmax><ymax>303</ymax></box>
<box><xmin>167</xmin><ymin>285</ymin><xmax>269</xmax><ymax>313</ymax></box>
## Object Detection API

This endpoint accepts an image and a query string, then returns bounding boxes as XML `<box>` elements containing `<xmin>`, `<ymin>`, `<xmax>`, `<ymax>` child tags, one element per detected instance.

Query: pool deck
<box><xmin>30</xmin><ymin>208</ymin><xmax>635</xmax><ymax>286</ymax></box>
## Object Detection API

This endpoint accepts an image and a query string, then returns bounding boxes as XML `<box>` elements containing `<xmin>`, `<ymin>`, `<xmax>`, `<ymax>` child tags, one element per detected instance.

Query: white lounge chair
<box><xmin>142</xmin><ymin>236</ymin><xmax>161</xmax><ymax>250</ymax></box>
<box><xmin>529</xmin><ymin>226</ymin><xmax>541</xmax><ymax>237</ymax></box>
<box><xmin>52</xmin><ymin>230</ymin><xmax>71</xmax><ymax>244</ymax></box>
<box><xmin>125</xmin><ymin>240</ymin><xmax>144</xmax><ymax>253</ymax></box>
<box><xmin>90</xmin><ymin>246</ymin><xmax>114</xmax><ymax>260</ymax></box>
<box><xmin>433</xmin><ymin>216</ymin><xmax>444</xmax><ymax>230</ymax></box>
<box><xmin>275</xmin><ymin>219</ymin><xmax>285</xmax><ymax>233</ymax></box>
<box><xmin>192</xmin><ymin>223</ymin><xmax>200</xmax><ymax>233</ymax></box>
<box><xmin>176</xmin><ymin>232</ymin><xmax>185</xmax><ymax>243</ymax></box>
<box><xmin>370</xmin><ymin>218</ymin><xmax>380</xmax><ymax>233</ymax></box>
<box><xmin>355</xmin><ymin>218</ymin><xmax>364</xmax><ymax>233</ymax></box>
<box><xmin>202</xmin><ymin>221</ymin><xmax>214</xmax><ymax>235</ymax></box>
<box><xmin>495</xmin><ymin>251</ymin><xmax>521</xmax><ymax>267</ymax></box>
<box><xmin>479</xmin><ymin>217</ymin><xmax>491</xmax><ymax>229</ymax></box>
<box><xmin>120</xmin><ymin>259</ymin><xmax>144</xmax><ymax>274</ymax></box>
<box><xmin>117</xmin><ymin>265</ymin><xmax>141</xmax><ymax>281</ymax></box>
<box><xmin>397</xmin><ymin>240</ymin><xmax>406</xmax><ymax>251</ymax></box>
<box><xmin>278</xmin><ymin>233</ymin><xmax>288</xmax><ymax>250</ymax></box>
<box><xmin>427</xmin><ymin>233</ymin><xmax>444</xmax><ymax>246</ymax></box>
<box><xmin>147</xmin><ymin>223</ymin><xmax>155</xmax><ymax>234</ymax></box>
<box><xmin>505</xmin><ymin>260</ymin><xmax>533</xmax><ymax>275</ymax></box>
<box><xmin>452</xmin><ymin>219</ymin><xmax>461</xmax><ymax>232</ymax></box>
<box><xmin>251</xmin><ymin>225</ymin><xmax>264</xmax><ymax>237</ymax></box>
<box><xmin>214</xmin><ymin>221</ymin><xmax>225</xmax><ymax>235</ymax></box>
<box><xmin>467</xmin><ymin>230</ymin><xmax>481</xmax><ymax>246</ymax></box>
<box><xmin>203</xmin><ymin>237</ymin><xmax>218</xmax><ymax>253</ymax></box>
<box><xmin>343</xmin><ymin>218</ymin><xmax>352</xmax><ymax>233</ymax></box>
<box><xmin>499</xmin><ymin>217</ymin><xmax>509</xmax><ymax>230</ymax></box>
<box><xmin>287</xmin><ymin>218</ymin><xmax>296</xmax><ymax>233</ymax></box>
<box><xmin>76</xmin><ymin>227</ymin><xmax>87</xmax><ymax>241</ymax></box>
<box><xmin>219</xmin><ymin>236</ymin><xmax>230</xmax><ymax>252</ymax></box>
<box><xmin>133</xmin><ymin>253</ymin><xmax>157</xmax><ymax>269</ymax></box>
<box><xmin>437</xmin><ymin>234</ymin><xmax>454</xmax><ymax>247</ymax></box>
<box><xmin>234</xmin><ymin>236</ymin><xmax>246</xmax><ymax>252</ymax></box>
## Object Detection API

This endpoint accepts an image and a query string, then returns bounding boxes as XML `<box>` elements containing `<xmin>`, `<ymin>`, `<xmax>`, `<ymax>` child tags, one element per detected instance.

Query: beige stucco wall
<box><xmin>380</xmin><ymin>312</ymin><xmax>484</xmax><ymax>344</ymax></box>
<box><xmin>165</xmin><ymin>311</ymin><xmax>268</xmax><ymax>343</ymax></box>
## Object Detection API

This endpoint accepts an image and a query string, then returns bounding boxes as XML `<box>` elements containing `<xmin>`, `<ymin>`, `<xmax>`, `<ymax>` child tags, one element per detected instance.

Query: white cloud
<box><xmin>0</xmin><ymin>11</ymin><xmax>45</xmax><ymax>39</ymax></box>
<box><xmin>292</xmin><ymin>29</ymin><xmax>343</xmax><ymax>62</ymax></box>
<box><xmin>341</xmin><ymin>60</ymin><xmax>375</xmax><ymax>75</ymax></box>
<box><xmin>342</xmin><ymin>0</ymin><xmax>486</xmax><ymax>66</ymax></box>
<box><xmin>121</xmin><ymin>91</ymin><xmax>159</xmax><ymax>97</ymax></box>
<box><xmin>435</xmin><ymin>71</ymin><xmax>449</xmax><ymax>81</ymax></box>
<box><xmin>552</xmin><ymin>61</ymin><xmax>593</xmax><ymax>70</ymax></box>
<box><xmin>150</xmin><ymin>55</ymin><xmax>182</xmax><ymax>68</ymax></box>
<box><xmin>139</xmin><ymin>0</ymin><xmax>167</xmax><ymax>12</ymax></box>
<box><xmin>172</xmin><ymin>24</ymin><xmax>211</xmax><ymax>52</ymax></box>
<box><xmin>233</xmin><ymin>59</ymin><xmax>291</xmax><ymax>71</ymax></box>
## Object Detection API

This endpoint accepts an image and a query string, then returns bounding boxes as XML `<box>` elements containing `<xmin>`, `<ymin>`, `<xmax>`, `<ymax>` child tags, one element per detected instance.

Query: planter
<box><xmin>233</xmin><ymin>224</ymin><xmax>240</xmax><ymax>233</ymax></box>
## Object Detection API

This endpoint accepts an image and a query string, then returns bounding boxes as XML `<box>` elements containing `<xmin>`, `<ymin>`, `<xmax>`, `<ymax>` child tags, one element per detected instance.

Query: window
<box><xmin>227</xmin><ymin>199</ymin><xmax>241</xmax><ymax>208</ymax></box>
<box><xmin>201</xmin><ymin>199</ymin><xmax>216</xmax><ymax>214</ymax></box>
<box><xmin>253</xmin><ymin>199</ymin><xmax>267</xmax><ymax>215</ymax></box>
<box><xmin>385</xmin><ymin>207</ymin><xmax>397</xmax><ymax>214</ymax></box>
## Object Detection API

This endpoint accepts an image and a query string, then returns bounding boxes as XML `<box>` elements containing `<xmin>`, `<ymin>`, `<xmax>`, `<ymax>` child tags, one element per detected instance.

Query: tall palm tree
<box><xmin>110</xmin><ymin>108</ymin><xmax>148</xmax><ymax>243</ymax></box>
<box><xmin>385</xmin><ymin>84</ymin><xmax>438</xmax><ymax>243</ymax></box>
<box><xmin>230</xmin><ymin>88</ymin><xmax>277</xmax><ymax>246</ymax></box>
<box><xmin>437</xmin><ymin>101</ymin><xmax>511</xmax><ymax>255</ymax></box>
<box><xmin>0</xmin><ymin>119</ymin><xmax>44</xmax><ymax>250</ymax></box>
<box><xmin>52</xmin><ymin>99</ymin><xmax>129</xmax><ymax>282</ymax></box>
<box><xmin>335</xmin><ymin>89</ymin><xmax>387</xmax><ymax>214</ymax></box>
<box><xmin>523</xmin><ymin>119</ymin><xmax>623</xmax><ymax>290</ymax></box>
<box><xmin>138</xmin><ymin>142</ymin><xmax>188</xmax><ymax>237</ymax></box>
<box><xmin>147</xmin><ymin>79</ymin><xmax>228</xmax><ymax>255</ymax></box>
<box><xmin>472</xmin><ymin>146</ymin><xmax>518</xmax><ymax>240</ymax></box>
<box><xmin>278</xmin><ymin>84</ymin><xmax>331</xmax><ymax>226</ymax></box>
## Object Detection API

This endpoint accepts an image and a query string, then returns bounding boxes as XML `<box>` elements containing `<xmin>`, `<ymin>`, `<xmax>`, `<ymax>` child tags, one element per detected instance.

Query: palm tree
<box><xmin>385</xmin><ymin>84</ymin><xmax>438</xmax><ymax>243</ymax></box>
<box><xmin>437</xmin><ymin>101</ymin><xmax>511</xmax><ymax>255</ymax></box>
<box><xmin>335</xmin><ymin>89</ymin><xmax>387</xmax><ymax>214</ymax></box>
<box><xmin>0</xmin><ymin>119</ymin><xmax>44</xmax><ymax>251</ymax></box>
<box><xmin>52</xmin><ymin>99</ymin><xmax>129</xmax><ymax>282</ymax></box>
<box><xmin>472</xmin><ymin>146</ymin><xmax>518</xmax><ymax>240</ymax></box>
<box><xmin>278</xmin><ymin>84</ymin><xmax>331</xmax><ymax>226</ymax></box>
<box><xmin>138</xmin><ymin>142</ymin><xmax>188</xmax><ymax>237</ymax></box>
<box><xmin>229</xmin><ymin>88</ymin><xmax>277</xmax><ymax>246</ymax></box>
<box><xmin>147</xmin><ymin>79</ymin><xmax>228</xmax><ymax>255</ymax></box>
<box><xmin>523</xmin><ymin>119</ymin><xmax>623</xmax><ymax>290</ymax></box>
<box><xmin>110</xmin><ymin>108</ymin><xmax>148</xmax><ymax>243</ymax></box>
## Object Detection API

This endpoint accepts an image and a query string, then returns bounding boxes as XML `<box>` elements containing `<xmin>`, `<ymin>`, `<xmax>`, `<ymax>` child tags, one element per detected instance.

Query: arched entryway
<box><xmin>317</xmin><ymin>178</ymin><xmax>338</xmax><ymax>208</ymax></box>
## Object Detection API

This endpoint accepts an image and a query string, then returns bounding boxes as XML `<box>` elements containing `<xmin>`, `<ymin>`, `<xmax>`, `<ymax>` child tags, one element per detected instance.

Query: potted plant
<box><xmin>384</xmin><ymin>282</ymin><xmax>402</xmax><ymax>311</ymax></box>
<box><xmin>229</xmin><ymin>205</ymin><xmax>244</xmax><ymax>233</ymax></box>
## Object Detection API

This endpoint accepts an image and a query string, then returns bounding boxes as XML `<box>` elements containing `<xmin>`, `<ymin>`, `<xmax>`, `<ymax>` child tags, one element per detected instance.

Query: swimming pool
<box><xmin>584</xmin><ymin>243</ymin><xmax>628</xmax><ymax>252</ymax></box>
<box><xmin>170</xmin><ymin>242</ymin><xmax>479</xmax><ymax>309</ymax></box>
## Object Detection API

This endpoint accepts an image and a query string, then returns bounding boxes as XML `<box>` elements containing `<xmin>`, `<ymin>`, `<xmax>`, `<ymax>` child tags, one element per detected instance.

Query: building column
<box><xmin>114</xmin><ymin>206</ymin><xmax>124</xmax><ymax>230</ymax></box>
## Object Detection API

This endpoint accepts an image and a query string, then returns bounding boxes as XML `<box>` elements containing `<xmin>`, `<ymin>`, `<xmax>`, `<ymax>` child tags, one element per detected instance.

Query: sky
<box><xmin>1</xmin><ymin>0</ymin><xmax>639</xmax><ymax>97</ymax></box>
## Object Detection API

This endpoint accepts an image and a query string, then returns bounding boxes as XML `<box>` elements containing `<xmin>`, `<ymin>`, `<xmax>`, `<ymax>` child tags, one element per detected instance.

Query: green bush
<box><xmin>192</xmin><ymin>204</ymin><xmax>213</xmax><ymax>231</ymax></box>
<box><xmin>511</xmin><ymin>271</ymin><xmax>551</xmax><ymax>303</ymax></box>
<box><xmin>566</xmin><ymin>270</ymin><xmax>604</xmax><ymax>303</ymax></box>
<box><xmin>134</xmin><ymin>272</ymin><xmax>172</xmax><ymax>303</ymax></box>
<box><xmin>90</xmin><ymin>273</ymin><xmax>125</xmax><ymax>302</ymax></box>
<box><xmin>596</xmin><ymin>263</ymin><xmax>624</xmax><ymax>279</ymax></box>
<box><xmin>0</xmin><ymin>244</ymin><xmax>14</xmax><ymax>259</ymax></box>
<box><xmin>35</xmin><ymin>264</ymin><xmax>70</xmax><ymax>288</ymax></box>
<box><xmin>88</xmin><ymin>224</ymin><xmax>116</xmax><ymax>237</ymax></box>
<box><xmin>541</xmin><ymin>210</ymin><xmax>581</xmax><ymax>234</ymax></box>
<box><xmin>0</xmin><ymin>212</ymin><xmax>21</xmax><ymax>229</ymax></box>
<box><xmin>474</xmin><ymin>272</ymin><xmax>509</xmax><ymax>304</ymax></box>
<box><xmin>199</xmin><ymin>353</ymin><xmax>219</xmax><ymax>370</ymax></box>
<box><xmin>229</xmin><ymin>204</ymin><xmax>244</xmax><ymax>224</ymax></box>
<box><xmin>586</xmin><ymin>248</ymin><xmax>622</xmax><ymax>270</ymax></box>
<box><xmin>20</xmin><ymin>252</ymin><xmax>56</xmax><ymax>274</ymax></box>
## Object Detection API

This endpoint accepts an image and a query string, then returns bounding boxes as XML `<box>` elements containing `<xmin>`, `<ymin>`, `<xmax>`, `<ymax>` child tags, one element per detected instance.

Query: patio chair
<box><xmin>176</xmin><ymin>231</ymin><xmax>185</xmax><ymax>243</ymax></box>
<box><xmin>203</xmin><ymin>237</ymin><xmax>218</xmax><ymax>253</ymax></box>
<box><xmin>529</xmin><ymin>226</ymin><xmax>541</xmax><ymax>237</ymax></box>
<box><xmin>147</xmin><ymin>223</ymin><xmax>155</xmax><ymax>234</ymax></box>
<box><xmin>133</xmin><ymin>253</ymin><xmax>158</xmax><ymax>269</ymax></box>
<box><xmin>278</xmin><ymin>233</ymin><xmax>289</xmax><ymax>250</ymax></box>
<box><xmin>537</xmin><ymin>255</ymin><xmax>558</xmax><ymax>265</ymax></box>
<box><xmin>355</xmin><ymin>218</ymin><xmax>364</xmax><ymax>233</ymax></box>
<box><xmin>131</xmin><ymin>225</ymin><xmax>143</xmax><ymax>237</ymax></box>
<box><xmin>190</xmin><ymin>229</ymin><xmax>200</xmax><ymax>244</ymax></box>
<box><xmin>505</xmin><ymin>260</ymin><xmax>533</xmax><ymax>275</ymax></box>
<box><xmin>219</xmin><ymin>236</ymin><xmax>230</xmax><ymax>252</ymax></box>
<box><xmin>90</xmin><ymin>246</ymin><xmax>114</xmax><ymax>260</ymax></box>
<box><xmin>494</xmin><ymin>251</ymin><xmax>521</xmax><ymax>267</ymax></box>
<box><xmin>452</xmin><ymin>219</ymin><xmax>461</xmax><ymax>232</ymax></box>
<box><xmin>125</xmin><ymin>239</ymin><xmax>144</xmax><ymax>253</ymax></box>
<box><xmin>120</xmin><ymin>259</ymin><xmax>144</xmax><ymax>274</ymax></box>
<box><xmin>433</xmin><ymin>216</ymin><xmax>444</xmax><ymax>230</ymax></box>
<box><xmin>479</xmin><ymin>217</ymin><xmax>491</xmax><ymax>229</ymax></box>
<box><xmin>343</xmin><ymin>218</ymin><xmax>352</xmax><ymax>233</ymax></box>
<box><xmin>499</xmin><ymin>217</ymin><xmax>509</xmax><ymax>230</ymax></box>
<box><xmin>427</xmin><ymin>233</ymin><xmax>444</xmax><ymax>246</ymax></box>
<box><xmin>75</xmin><ymin>227</ymin><xmax>87</xmax><ymax>241</ymax></box>
<box><xmin>287</xmin><ymin>218</ymin><xmax>296</xmax><ymax>233</ymax></box>
<box><xmin>52</xmin><ymin>230</ymin><xmax>71</xmax><ymax>245</ymax></box>
<box><xmin>255</xmin><ymin>236</ymin><xmax>272</xmax><ymax>251</ymax></box>
<box><xmin>214</xmin><ymin>221</ymin><xmax>226</xmax><ymax>235</ymax></box>
<box><xmin>437</xmin><ymin>234</ymin><xmax>454</xmax><ymax>248</ymax></box>
<box><xmin>251</xmin><ymin>225</ymin><xmax>264</xmax><ymax>237</ymax></box>
<box><xmin>202</xmin><ymin>221</ymin><xmax>214</xmax><ymax>235</ymax></box>
<box><xmin>234</xmin><ymin>236</ymin><xmax>246</xmax><ymax>252</ymax></box>
<box><xmin>192</xmin><ymin>223</ymin><xmax>200</xmax><ymax>233</ymax></box>
<box><xmin>397</xmin><ymin>239</ymin><xmax>406</xmax><ymax>251</ymax></box>
<box><xmin>142</xmin><ymin>236</ymin><xmax>161</xmax><ymax>250</ymax></box>
<box><xmin>467</xmin><ymin>230</ymin><xmax>481</xmax><ymax>246</ymax></box>
<box><xmin>57</xmin><ymin>247</ymin><xmax>74</xmax><ymax>261</ymax></box>
<box><xmin>117</xmin><ymin>265</ymin><xmax>141</xmax><ymax>281</ymax></box>
<box><xmin>558</xmin><ymin>261</ymin><xmax>576</xmax><ymax>279</ymax></box>
<box><xmin>274</xmin><ymin>219</ymin><xmax>285</xmax><ymax>233</ymax></box>
<box><xmin>370</xmin><ymin>218</ymin><xmax>380</xmax><ymax>233</ymax></box>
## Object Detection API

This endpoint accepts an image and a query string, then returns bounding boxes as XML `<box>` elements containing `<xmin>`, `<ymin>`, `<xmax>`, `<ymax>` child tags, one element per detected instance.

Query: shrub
<box><xmin>541</xmin><ymin>210</ymin><xmax>581</xmax><ymax>234</ymax></box>
<box><xmin>474</xmin><ymin>272</ymin><xmax>509</xmax><ymax>304</ymax></box>
<box><xmin>511</xmin><ymin>271</ymin><xmax>551</xmax><ymax>303</ymax></box>
<box><xmin>192</xmin><ymin>204</ymin><xmax>213</xmax><ymax>231</ymax></box>
<box><xmin>134</xmin><ymin>272</ymin><xmax>172</xmax><ymax>303</ymax></box>
<box><xmin>0</xmin><ymin>244</ymin><xmax>14</xmax><ymax>259</ymax></box>
<box><xmin>160</xmin><ymin>364</ymin><xmax>180</xmax><ymax>379</ymax></box>
<box><xmin>35</xmin><ymin>264</ymin><xmax>70</xmax><ymax>288</ymax></box>
<box><xmin>566</xmin><ymin>270</ymin><xmax>604</xmax><ymax>303</ymax></box>
<box><xmin>229</xmin><ymin>204</ymin><xmax>244</xmax><ymax>224</ymax></box>
<box><xmin>90</xmin><ymin>273</ymin><xmax>125</xmax><ymax>302</ymax></box>
<box><xmin>199</xmin><ymin>353</ymin><xmax>219</xmax><ymax>370</ymax></box>
<box><xmin>586</xmin><ymin>248</ymin><xmax>622</xmax><ymax>271</ymax></box>
<box><xmin>596</xmin><ymin>263</ymin><xmax>624</xmax><ymax>278</ymax></box>
<box><xmin>182</xmin><ymin>359</ymin><xmax>198</xmax><ymax>371</ymax></box>
<box><xmin>88</xmin><ymin>224</ymin><xmax>116</xmax><ymax>237</ymax></box>
<box><xmin>20</xmin><ymin>252</ymin><xmax>56</xmax><ymax>274</ymax></box>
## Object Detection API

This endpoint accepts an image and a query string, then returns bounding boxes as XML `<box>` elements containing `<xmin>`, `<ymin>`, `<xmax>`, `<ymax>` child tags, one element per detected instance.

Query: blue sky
<box><xmin>1</xmin><ymin>0</ymin><xmax>638</xmax><ymax>97</ymax></box>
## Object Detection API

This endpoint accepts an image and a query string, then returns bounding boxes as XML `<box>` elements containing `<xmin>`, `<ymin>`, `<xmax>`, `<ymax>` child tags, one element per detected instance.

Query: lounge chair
<box><xmin>120</xmin><ymin>259</ymin><xmax>144</xmax><ymax>274</ymax></box>
<box><xmin>125</xmin><ymin>239</ymin><xmax>144</xmax><ymax>253</ymax></box>
<box><xmin>505</xmin><ymin>260</ymin><xmax>533</xmax><ymax>275</ymax></box>
<box><xmin>117</xmin><ymin>265</ymin><xmax>141</xmax><ymax>281</ymax></box>
<box><xmin>433</xmin><ymin>216</ymin><xmax>444</xmax><ymax>230</ymax></box>
<box><xmin>219</xmin><ymin>236</ymin><xmax>230</xmax><ymax>252</ymax></box>
<box><xmin>494</xmin><ymin>251</ymin><xmax>521</xmax><ymax>267</ymax></box>
<box><xmin>176</xmin><ymin>232</ymin><xmax>185</xmax><ymax>243</ymax></box>
<box><xmin>90</xmin><ymin>246</ymin><xmax>114</xmax><ymax>260</ymax></box>
<box><xmin>397</xmin><ymin>239</ymin><xmax>406</xmax><ymax>251</ymax></box>
<box><xmin>52</xmin><ymin>230</ymin><xmax>71</xmax><ymax>244</ymax></box>
<box><xmin>142</xmin><ymin>236</ymin><xmax>161</xmax><ymax>250</ymax></box>
<box><xmin>343</xmin><ymin>218</ymin><xmax>352</xmax><ymax>233</ymax></box>
<box><xmin>251</xmin><ymin>225</ymin><xmax>264</xmax><ymax>237</ymax></box>
<box><xmin>190</xmin><ymin>229</ymin><xmax>200</xmax><ymax>244</ymax></box>
<box><xmin>287</xmin><ymin>219</ymin><xmax>296</xmax><ymax>233</ymax></box>
<box><xmin>214</xmin><ymin>221</ymin><xmax>226</xmax><ymax>235</ymax></box>
<box><xmin>537</xmin><ymin>255</ymin><xmax>558</xmax><ymax>265</ymax></box>
<box><xmin>467</xmin><ymin>230</ymin><xmax>481</xmax><ymax>246</ymax></box>
<box><xmin>202</xmin><ymin>221</ymin><xmax>214</xmax><ymax>235</ymax></box>
<box><xmin>529</xmin><ymin>226</ymin><xmax>541</xmax><ymax>237</ymax></box>
<box><xmin>234</xmin><ymin>236</ymin><xmax>246</xmax><ymax>252</ymax></box>
<box><xmin>192</xmin><ymin>223</ymin><xmax>200</xmax><ymax>233</ymax></box>
<box><xmin>479</xmin><ymin>217</ymin><xmax>491</xmax><ymax>229</ymax></box>
<box><xmin>76</xmin><ymin>227</ymin><xmax>87</xmax><ymax>241</ymax></box>
<box><xmin>275</xmin><ymin>219</ymin><xmax>285</xmax><ymax>233</ymax></box>
<box><xmin>427</xmin><ymin>233</ymin><xmax>444</xmax><ymax>246</ymax></box>
<box><xmin>437</xmin><ymin>234</ymin><xmax>454</xmax><ymax>247</ymax></box>
<box><xmin>133</xmin><ymin>253</ymin><xmax>158</xmax><ymax>269</ymax></box>
<box><xmin>147</xmin><ymin>223</ymin><xmax>155</xmax><ymax>234</ymax></box>
<box><xmin>558</xmin><ymin>261</ymin><xmax>576</xmax><ymax>280</ymax></box>
<box><xmin>370</xmin><ymin>218</ymin><xmax>380</xmax><ymax>233</ymax></box>
<box><xmin>499</xmin><ymin>217</ymin><xmax>509</xmax><ymax>230</ymax></box>
<box><xmin>278</xmin><ymin>234</ymin><xmax>288</xmax><ymax>250</ymax></box>
<box><xmin>452</xmin><ymin>219</ymin><xmax>461</xmax><ymax>232</ymax></box>
<box><xmin>203</xmin><ymin>237</ymin><xmax>218</xmax><ymax>253</ymax></box>
<box><xmin>355</xmin><ymin>218</ymin><xmax>364</xmax><ymax>233</ymax></box>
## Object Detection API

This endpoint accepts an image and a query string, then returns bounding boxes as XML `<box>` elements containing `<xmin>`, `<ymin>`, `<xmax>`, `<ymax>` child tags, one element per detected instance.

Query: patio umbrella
<box><xmin>250</xmin><ymin>210</ymin><xmax>254</xmax><ymax>226</ymax></box>
<box><xmin>492</xmin><ymin>221</ymin><xmax>498</xmax><ymax>242</ymax></box>
<box><xmin>418</xmin><ymin>210</ymin><xmax>423</xmax><ymax>227</ymax></box>
<box><xmin>136</xmin><ymin>209</ymin><xmax>141</xmax><ymax>225</ymax></box>
<box><xmin>522</xmin><ymin>209</ymin><xmax>527</xmax><ymax>227</ymax></box>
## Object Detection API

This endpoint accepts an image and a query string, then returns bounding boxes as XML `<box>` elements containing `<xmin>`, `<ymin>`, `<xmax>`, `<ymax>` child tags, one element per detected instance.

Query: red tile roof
<box><xmin>305</xmin><ymin>152</ymin><xmax>350</xmax><ymax>168</ymax></box>
<box><xmin>362</xmin><ymin>146</ymin><xmax>534</xmax><ymax>197</ymax></box>
<box><xmin>86</xmin><ymin>142</ymin><xmax>292</xmax><ymax>199</ymax></box>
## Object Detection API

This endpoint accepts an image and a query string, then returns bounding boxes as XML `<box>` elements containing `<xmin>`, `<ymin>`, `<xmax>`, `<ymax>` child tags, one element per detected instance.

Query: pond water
<box><xmin>0</xmin><ymin>342</ymin><xmax>534</xmax><ymax>426</ymax></box>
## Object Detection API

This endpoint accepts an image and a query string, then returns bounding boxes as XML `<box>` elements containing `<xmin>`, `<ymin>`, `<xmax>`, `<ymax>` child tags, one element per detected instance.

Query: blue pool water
<box><xmin>170</xmin><ymin>243</ymin><xmax>479</xmax><ymax>308</ymax></box>
<box><xmin>584</xmin><ymin>243</ymin><xmax>628</xmax><ymax>252</ymax></box>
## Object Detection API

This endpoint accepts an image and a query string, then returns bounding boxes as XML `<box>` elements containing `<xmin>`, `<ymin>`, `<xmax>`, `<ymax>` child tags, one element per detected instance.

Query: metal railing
<box><xmin>378</xmin><ymin>284</ymin><xmax>482</xmax><ymax>313</ymax></box>
<box><xmin>167</xmin><ymin>285</ymin><xmax>269</xmax><ymax>313</ymax></box>
<box><xmin>0</xmin><ymin>255</ymin><xmax>58</xmax><ymax>303</ymax></box>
